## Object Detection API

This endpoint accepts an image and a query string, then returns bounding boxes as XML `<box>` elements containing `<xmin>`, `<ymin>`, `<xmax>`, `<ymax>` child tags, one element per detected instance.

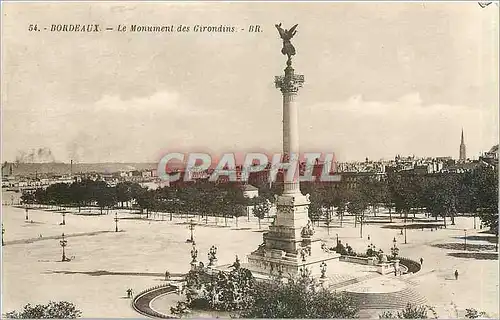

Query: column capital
<box><xmin>275</xmin><ymin>67</ymin><xmax>304</xmax><ymax>94</ymax></box>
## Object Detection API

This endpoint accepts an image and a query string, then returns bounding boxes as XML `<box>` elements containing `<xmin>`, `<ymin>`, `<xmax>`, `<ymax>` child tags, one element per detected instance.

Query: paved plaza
<box><xmin>1</xmin><ymin>194</ymin><xmax>498</xmax><ymax>318</ymax></box>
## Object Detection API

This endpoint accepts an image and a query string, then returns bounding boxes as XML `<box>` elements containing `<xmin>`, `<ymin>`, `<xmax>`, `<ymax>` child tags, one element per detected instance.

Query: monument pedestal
<box><xmin>247</xmin><ymin>192</ymin><xmax>340</xmax><ymax>278</ymax></box>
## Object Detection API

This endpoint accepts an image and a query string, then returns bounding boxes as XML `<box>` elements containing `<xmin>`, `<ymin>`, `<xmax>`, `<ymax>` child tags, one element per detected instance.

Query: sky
<box><xmin>1</xmin><ymin>2</ymin><xmax>498</xmax><ymax>163</ymax></box>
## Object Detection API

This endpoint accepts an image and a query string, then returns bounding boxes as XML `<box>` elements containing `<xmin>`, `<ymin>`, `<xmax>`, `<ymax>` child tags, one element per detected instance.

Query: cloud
<box><xmin>63</xmin><ymin>91</ymin><xmax>224</xmax><ymax>162</ymax></box>
<box><xmin>2</xmin><ymin>90</ymin><xmax>222</xmax><ymax>163</ymax></box>
<box><xmin>93</xmin><ymin>91</ymin><xmax>209</xmax><ymax>116</ymax></box>
<box><xmin>2</xmin><ymin>3</ymin><xmax>497</xmax><ymax>163</ymax></box>
<box><xmin>300</xmin><ymin>92</ymin><xmax>498</xmax><ymax>161</ymax></box>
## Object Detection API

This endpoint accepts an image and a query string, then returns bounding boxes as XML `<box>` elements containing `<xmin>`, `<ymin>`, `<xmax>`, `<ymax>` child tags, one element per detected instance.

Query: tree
<box><xmin>347</xmin><ymin>191</ymin><xmax>368</xmax><ymax>238</ymax></box>
<box><xmin>358</xmin><ymin>176</ymin><xmax>384</xmax><ymax>217</ymax></box>
<box><xmin>319</xmin><ymin>187</ymin><xmax>337</xmax><ymax>233</ymax></box>
<box><xmin>115</xmin><ymin>182</ymin><xmax>133</xmax><ymax>208</ymax></box>
<box><xmin>331</xmin><ymin>185</ymin><xmax>349</xmax><ymax>227</ymax></box>
<box><xmin>181</xmin><ymin>258</ymin><xmax>256</xmax><ymax>313</ymax></box>
<box><xmin>20</xmin><ymin>191</ymin><xmax>35</xmax><ymax>205</ymax></box>
<box><xmin>308</xmin><ymin>190</ymin><xmax>323</xmax><ymax>227</ymax></box>
<box><xmin>231</xmin><ymin>203</ymin><xmax>247</xmax><ymax>227</ymax></box>
<box><xmin>388</xmin><ymin>173</ymin><xmax>422</xmax><ymax>243</ymax></box>
<box><xmin>424</xmin><ymin>174</ymin><xmax>461</xmax><ymax>228</ymax></box>
<box><xmin>69</xmin><ymin>182</ymin><xmax>86</xmax><ymax>213</ymax></box>
<box><xmin>45</xmin><ymin>183</ymin><xmax>72</xmax><ymax>209</ymax></box>
<box><xmin>470</xmin><ymin>167</ymin><xmax>498</xmax><ymax>237</ymax></box>
<box><xmin>258</xmin><ymin>183</ymin><xmax>281</xmax><ymax>204</ymax></box>
<box><xmin>5</xmin><ymin>301</ymin><xmax>82</xmax><ymax>319</ymax></box>
<box><xmin>94</xmin><ymin>184</ymin><xmax>116</xmax><ymax>215</ymax></box>
<box><xmin>379</xmin><ymin>303</ymin><xmax>436</xmax><ymax>319</ymax></box>
<box><xmin>203</xmin><ymin>267</ymin><xmax>255</xmax><ymax>311</ymax></box>
<box><xmin>34</xmin><ymin>188</ymin><xmax>47</xmax><ymax>207</ymax></box>
<box><xmin>252</xmin><ymin>196</ymin><xmax>270</xmax><ymax>229</ymax></box>
<box><xmin>240</xmin><ymin>272</ymin><xmax>358</xmax><ymax>318</ymax></box>
<box><xmin>135</xmin><ymin>187</ymin><xmax>154</xmax><ymax>217</ymax></box>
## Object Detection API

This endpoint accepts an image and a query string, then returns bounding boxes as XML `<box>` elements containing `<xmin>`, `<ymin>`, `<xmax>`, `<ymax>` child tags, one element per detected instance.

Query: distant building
<box><xmin>459</xmin><ymin>129</ymin><xmax>467</xmax><ymax>161</ymax></box>
<box><xmin>479</xmin><ymin>144</ymin><xmax>499</xmax><ymax>168</ymax></box>
<box><xmin>1</xmin><ymin>162</ymin><xmax>14</xmax><ymax>177</ymax></box>
<box><xmin>120</xmin><ymin>171</ymin><xmax>133</xmax><ymax>178</ymax></box>
<box><xmin>241</xmin><ymin>184</ymin><xmax>259</xmax><ymax>198</ymax></box>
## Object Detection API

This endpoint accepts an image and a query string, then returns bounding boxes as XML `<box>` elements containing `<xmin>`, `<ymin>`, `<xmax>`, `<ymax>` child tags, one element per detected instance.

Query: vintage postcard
<box><xmin>1</xmin><ymin>1</ymin><xmax>498</xmax><ymax>319</ymax></box>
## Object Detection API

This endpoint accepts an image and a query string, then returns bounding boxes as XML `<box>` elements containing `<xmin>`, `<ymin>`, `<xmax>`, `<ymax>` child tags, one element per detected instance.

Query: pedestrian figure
<box><xmin>420</xmin><ymin>257</ymin><xmax>423</xmax><ymax>265</ymax></box>
<box><xmin>454</xmin><ymin>270</ymin><xmax>459</xmax><ymax>280</ymax></box>
<box><xmin>367</xmin><ymin>235</ymin><xmax>370</xmax><ymax>241</ymax></box>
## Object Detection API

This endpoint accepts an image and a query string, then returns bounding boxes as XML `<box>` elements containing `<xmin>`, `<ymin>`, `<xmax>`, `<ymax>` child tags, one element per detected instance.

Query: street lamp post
<box><xmin>188</xmin><ymin>219</ymin><xmax>195</xmax><ymax>244</ymax></box>
<box><xmin>326</xmin><ymin>209</ymin><xmax>331</xmax><ymax>235</ymax></box>
<box><xmin>336</xmin><ymin>233</ymin><xmax>339</xmax><ymax>246</ymax></box>
<box><xmin>114</xmin><ymin>213</ymin><xmax>119</xmax><ymax>232</ymax></box>
<box><xmin>61</xmin><ymin>212</ymin><xmax>66</xmax><ymax>226</ymax></box>
<box><xmin>190</xmin><ymin>243</ymin><xmax>198</xmax><ymax>268</ymax></box>
<box><xmin>359</xmin><ymin>215</ymin><xmax>364</xmax><ymax>238</ymax></box>
<box><xmin>2</xmin><ymin>223</ymin><xmax>5</xmax><ymax>246</ymax></box>
<box><xmin>404</xmin><ymin>212</ymin><xmax>407</xmax><ymax>244</ymax></box>
<box><xmin>25</xmin><ymin>207</ymin><xmax>29</xmax><ymax>221</ymax></box>
<box><xmin>59</xmin><ymin>233</ymin><xmax>68</xmax><ymax>262</ymax></box>
<box><xmin>464</xmin><ymin>229</ymin><xmax>467</xmax><ymax>251</ymax></box>
<box><xmin>391</xmin><ymin>237</ymin><xmax>399</xmax><ymax>259</ymax></box>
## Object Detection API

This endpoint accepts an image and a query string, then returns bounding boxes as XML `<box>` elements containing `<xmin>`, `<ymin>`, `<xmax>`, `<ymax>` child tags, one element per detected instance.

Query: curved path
<box><xmin>132</xmin><ymin>284</ymin><xmax>178</xmax><ymax>319</ymax></box>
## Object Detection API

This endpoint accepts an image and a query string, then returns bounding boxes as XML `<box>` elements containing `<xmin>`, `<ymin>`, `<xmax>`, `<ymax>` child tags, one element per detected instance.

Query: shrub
<box><xmin>240</xmin><ymin>273</ymin><xmax>358</xmax><ymax>318</ymax></box>
<box><xmin>379</xmin><ymin>303</ymin><xmax>436</xmax><ymax>319</ymax></box>
<box><xmin>465</xmin><ymin>308</ymin><xmax>488</xmax><ymax>319</ymax></box>
<box><xmin>5</xmin><ymin>301</ymin><xmax>82</xmax><ymax>319</ymax></box>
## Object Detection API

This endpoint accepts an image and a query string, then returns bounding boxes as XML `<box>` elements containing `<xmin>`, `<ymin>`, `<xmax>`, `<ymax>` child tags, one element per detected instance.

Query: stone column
<box><xmin>275</xmin><ymin>63</ymin><xmax>304</xmax><ymax>195</ymax></box>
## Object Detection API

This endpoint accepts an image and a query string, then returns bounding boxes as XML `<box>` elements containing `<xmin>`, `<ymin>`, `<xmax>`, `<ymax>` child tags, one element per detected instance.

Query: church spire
<box><xmin>459</xmin><ymin>128</ymin><xmax>466</xmax><ymax>161</ymax></box>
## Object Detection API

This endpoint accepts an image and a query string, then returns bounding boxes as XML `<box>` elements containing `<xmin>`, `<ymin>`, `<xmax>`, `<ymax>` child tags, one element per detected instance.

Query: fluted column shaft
<box><xmin>275</xmin><ymin>64</ymin><xmax>304</xmax><ymax>195</ymax></box>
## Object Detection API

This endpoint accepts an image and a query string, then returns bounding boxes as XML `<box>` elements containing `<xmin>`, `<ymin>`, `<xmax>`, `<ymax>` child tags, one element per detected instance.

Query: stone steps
<box><xmin>345</xmin><ymin>286</ymin><xmax>427</xmax><ymax>310</ymax></box>
<box><xmin>329</xmin><ymin>273</ymin><xmax>379</xmax><ymax>290</ymax></box>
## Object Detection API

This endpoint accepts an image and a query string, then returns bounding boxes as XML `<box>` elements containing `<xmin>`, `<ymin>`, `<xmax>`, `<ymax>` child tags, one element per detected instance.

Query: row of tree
<box><xmin>21</xmin><ymin>180</ymin><xmax>274</xmax><ymax>226</ymax></box>
<box><xmin>21</xmin><ymin>166</ymin><xmax>498</xmax><ymax>234</ymax></box>
<box><xmin>301</xmin><ymin>166</ymin><xmax>498</xmax><ymax>234</ymax></box>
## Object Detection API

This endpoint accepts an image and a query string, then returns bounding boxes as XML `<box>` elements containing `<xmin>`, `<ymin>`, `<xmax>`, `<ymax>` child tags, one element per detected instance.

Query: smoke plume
<box><xmin>15</xmin><ymin>147</ymin><xmax>56</xmax><ymax>163</ymax></box>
